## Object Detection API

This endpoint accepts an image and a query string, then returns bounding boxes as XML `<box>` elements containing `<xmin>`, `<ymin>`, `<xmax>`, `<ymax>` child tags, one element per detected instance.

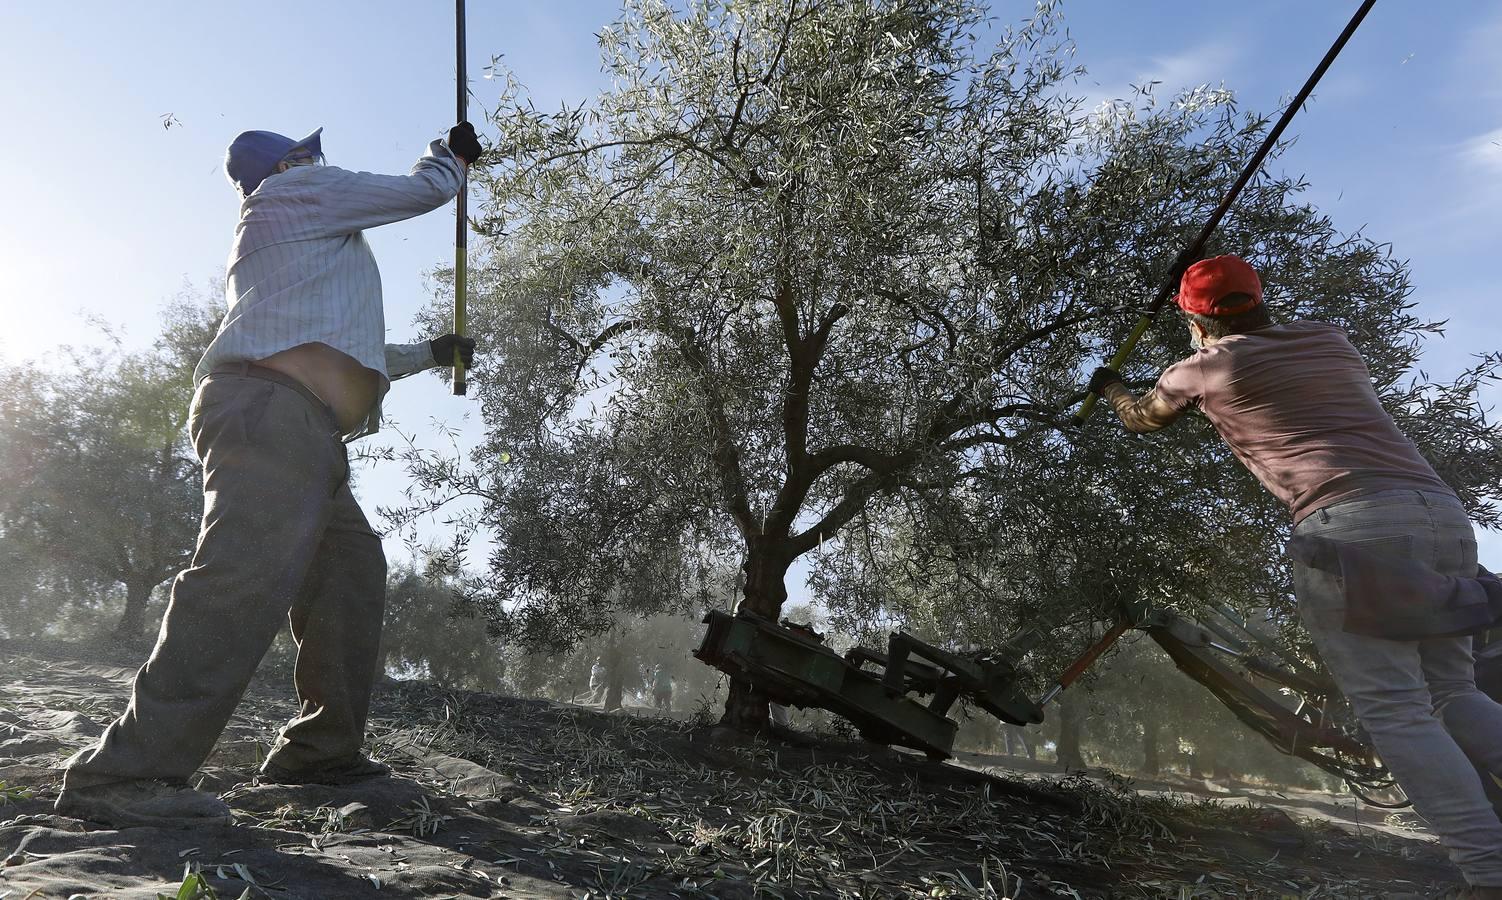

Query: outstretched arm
<box><xmin>387</xmin><ymin>335</ymin><xmax>476</xmax><ymax>381</ymax></box>
<box><xmin>306</xmin><ymin>123</ymin><xmax>484</xmax><ymax>237</ymax></box>
<box><xmin>309</xmin><ymin>143</ymin><xmax>464</xmax><ymax>236</ymax></box>
<box><xmin>1102</xmin><ymin>383</ymin><xmax>1184</xmax><ymax>433</ymax></box>
<box><xmin>1089</xmin><ymin>367</ymin><xmax>1186</xmax><ymax>433</ymax></box>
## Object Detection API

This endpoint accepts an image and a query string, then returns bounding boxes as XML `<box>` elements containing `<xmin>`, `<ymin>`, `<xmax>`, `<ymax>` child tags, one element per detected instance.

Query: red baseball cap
<box><xmin>1176</xmin><ymin>255</ymin><xmax>1263</xmax><ymax>317</ymax></box>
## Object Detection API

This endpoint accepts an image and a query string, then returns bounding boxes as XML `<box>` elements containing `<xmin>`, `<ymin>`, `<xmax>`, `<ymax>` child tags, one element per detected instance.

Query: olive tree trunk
<box><xmin>718</xmin><ymin>543</ymin><xmax>793</xmax><ymax>733</ymax></box>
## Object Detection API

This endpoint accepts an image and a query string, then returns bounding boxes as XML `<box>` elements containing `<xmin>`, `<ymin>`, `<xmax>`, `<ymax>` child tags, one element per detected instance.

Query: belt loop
<box><xmin>1317</xmin><ymin>507</ymin><xmax>1330</xmax><ymax>524</ymax></box>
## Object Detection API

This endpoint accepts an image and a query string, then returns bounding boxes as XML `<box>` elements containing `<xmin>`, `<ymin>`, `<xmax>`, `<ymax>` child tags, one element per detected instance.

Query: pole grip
<box><xmin>452</xmin><ymin>0</ymin><xmax>468</xmax><ymax>396</ymax></box>
<box><xmin>1072</xmin><ymin>314</ymin><xmax>1154</xmax><ymax>425</ymax></box>
<box><xmin>453</xmin><ymin>240</ymin><xmax>467</xmax><ymax>395</ymax></box>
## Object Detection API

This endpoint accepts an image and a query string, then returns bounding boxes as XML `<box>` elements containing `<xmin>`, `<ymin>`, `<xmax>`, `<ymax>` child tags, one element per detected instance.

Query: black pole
<box><xmin>1073</xmin><ymin>0</ymin><xmax>1378</xmax><ymax>424</ymax></box>
<box><xmin>453</xmin><ymin>0</ymin><xmax>469</xmax><ymax>396</ymax></box>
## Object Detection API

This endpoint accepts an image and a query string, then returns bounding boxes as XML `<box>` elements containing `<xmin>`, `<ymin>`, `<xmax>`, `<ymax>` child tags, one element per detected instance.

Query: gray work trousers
<box><xmin>62</xmin><ymin>370</ymin><xmax>387</xmax><ymax>790</ymax></box>
<box><xmin>1002</xmin><ymin>724</ymin><xmax>1035</xmax><ymax>760</ymax></box>
<box><xmin>1293</xmin><ymin>489</ymin><xmax>1502</xmax><ymax>887</ymax></box>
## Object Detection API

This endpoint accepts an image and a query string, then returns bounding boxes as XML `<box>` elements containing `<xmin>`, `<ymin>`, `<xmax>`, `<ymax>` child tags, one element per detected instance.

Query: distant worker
<box><xmin>1093</xmin><ymin>255</ymin><xmax>1502</xmax><ymax>896</ymax></box>
<box><xmin>651</xmin><ymin>665</ymin><xmax>673</xmax><ymax>712</ymax></box>
<box><xmin>770</xmin><ymin>703</ymin><xmax>793</xmax><ymax>729</ymax></box>
<box><xmin>588</xmin><ymin>658</ymin><xmax>608</xmax><ymax>707</ymax></box>
<box><xmin>54</xmin><ymin>122</ymin><xmax>484</xmax><ymax>829</ymax></box>
<box><xmin>1001</xmin><ymin>723</ymin><xmax>1035</xmax><ymax>761</ymax></box>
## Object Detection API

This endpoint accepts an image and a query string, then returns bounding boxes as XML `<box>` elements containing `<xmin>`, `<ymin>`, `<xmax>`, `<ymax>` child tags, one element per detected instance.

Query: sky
<box><xmin>1</xmin><ymin>0</ymin><xmax>1499</xmax><ymax>589</ymax></box>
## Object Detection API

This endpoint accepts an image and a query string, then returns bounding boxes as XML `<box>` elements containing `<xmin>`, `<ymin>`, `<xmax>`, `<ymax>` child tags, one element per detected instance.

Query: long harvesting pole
<box><xmin>1072</xmin><ymin>0</ymin><xmax>1377</xmax><ymax>424</ymax></box>
<box><xmin>1038</xmin><ymin>619</ymin><xmax>1131</xmax><ymax>707</ymax></box>
<box><xmin>453</xmin><ymin>0</ymin><xmax>469</xmax><ymax>396</ymax></box>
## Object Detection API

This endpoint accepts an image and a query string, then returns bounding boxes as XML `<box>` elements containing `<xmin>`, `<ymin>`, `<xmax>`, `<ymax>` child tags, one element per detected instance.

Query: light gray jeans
<box><xmin>1294</xmin><ymin>488</ymin><xmax>1502</xmax><ymax>886</ymax></box>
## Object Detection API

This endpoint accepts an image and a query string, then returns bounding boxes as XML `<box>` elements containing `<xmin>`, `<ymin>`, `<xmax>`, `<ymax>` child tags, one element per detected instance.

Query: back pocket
<box><xmin>1343</xmin><ymin>534</ymin><xmax>1415</xmax><ymax>561</ymax></box>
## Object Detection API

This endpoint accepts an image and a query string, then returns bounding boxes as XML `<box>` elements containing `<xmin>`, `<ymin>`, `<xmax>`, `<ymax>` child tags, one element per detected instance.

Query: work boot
<box><xmin>257</xmin><ymin>754</ymin><xmax>391</xmax><ymax>786</ymax></box>
<box><xmin>54</xmin><ymin>778</ymin><xmax>233</xmax><ymax>829</ymax></box>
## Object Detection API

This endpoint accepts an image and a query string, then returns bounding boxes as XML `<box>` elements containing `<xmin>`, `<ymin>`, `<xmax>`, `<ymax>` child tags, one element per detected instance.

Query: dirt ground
<box><xmin>953</xmin><ymin>749</ymin><xmax>1432</xmax><ymax>845</ymax></box>
<box><xmin>0</xmin><ymin>640</ymin><xmax>1468</xmax><ymax>899</ymax></box>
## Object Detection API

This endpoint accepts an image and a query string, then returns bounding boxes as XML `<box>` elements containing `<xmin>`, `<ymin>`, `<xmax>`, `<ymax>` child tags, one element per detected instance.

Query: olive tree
<box><xmin>409</xmin><ymin>0</ymin><xmax>1502</xmax><ymax>730</ymax></box>
<box><xmin>0</xmin><ymin>289</ymin><xmax>219</xmax><ymax>640</ymax></box>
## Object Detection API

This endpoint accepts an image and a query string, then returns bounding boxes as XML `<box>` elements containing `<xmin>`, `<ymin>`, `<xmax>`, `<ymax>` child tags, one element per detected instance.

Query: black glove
<box><xmin>430</xmin><ymin>334</ymin><xmax>477</xmax><ymax>367</ymax></box>
<box><xmin>447</xmin><ymin>121</ymin><xmax>484</xmax><ymax>165</ymax></box>
<box><xmin>1087</xmin><ymin>366</ymin><xmax>1123</xmax><ymax>396</ymax></box>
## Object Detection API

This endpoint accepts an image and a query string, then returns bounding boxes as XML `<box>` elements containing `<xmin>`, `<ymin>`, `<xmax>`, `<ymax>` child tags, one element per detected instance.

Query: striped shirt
<box><xmin>196</xmin><ymin>139</ymin><xmax>465</xmax><ymax>438</ymax></box>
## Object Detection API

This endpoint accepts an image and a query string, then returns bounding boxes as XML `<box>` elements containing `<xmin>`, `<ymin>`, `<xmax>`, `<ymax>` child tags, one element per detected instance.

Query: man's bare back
<box><xmin>258</xmin><ymin>342</ymin><xmax>380</xmax><ymax>434</ymax></box>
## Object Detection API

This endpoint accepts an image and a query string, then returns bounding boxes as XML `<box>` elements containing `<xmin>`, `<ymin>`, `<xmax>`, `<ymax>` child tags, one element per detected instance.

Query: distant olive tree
<box><xmin>406</xmin><ymin>0</ymin><xmax>1502</xmax><ymax>731</ymax></box>
<box><xmin>494</xmin><ymin>609</ymin><xmax>729</xmax><ymax>712</ymax></box>
<box><xmin>1066</xmin><ymin>634</ymin><xmax>1332</xmax><ymax>788</ymax></box>
<box><xmin>380</xmin><ymin>563</ymin><xmax>507</xmax><ymax>690</ymax></box>
<box><xmin>0</xmin><ymin>287</ymin><xmax>220</xmax><ymax>640</ymax></box>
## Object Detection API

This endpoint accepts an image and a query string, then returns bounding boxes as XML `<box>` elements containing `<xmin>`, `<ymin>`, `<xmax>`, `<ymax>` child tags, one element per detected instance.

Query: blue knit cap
<box><xmin>224</xmin><ymin>127</ymin><xmax>323</xmax><ymax>196</ymax></box>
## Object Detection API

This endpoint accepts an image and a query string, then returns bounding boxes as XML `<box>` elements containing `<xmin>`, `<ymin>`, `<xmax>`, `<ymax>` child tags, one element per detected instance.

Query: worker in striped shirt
<box><xmin>54</xmin><ymin>122</ymin><xmax>485</xmax><ymax>828</ymax></box>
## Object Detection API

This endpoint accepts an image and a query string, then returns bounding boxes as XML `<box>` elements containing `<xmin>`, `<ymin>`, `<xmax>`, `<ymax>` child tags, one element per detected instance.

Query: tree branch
<box><xmin>873</xmin><ymin>287</ymin><xmax>958</xmax><ymax>352</ymax></box>
<box><xmin>762</xmin><ymin>0</ymin><xmax>799</xmax><ymax>89</ymax></box>
<box><xmin>530</xmin><ymin>132</ymin><xmax>764</xmax><ymax>190</ymax></box>
<box><xmin>938</xmin><ymin>431</ymin><xmax>1021</xmax><ymax>453</ymax></box>
<box><xmin>806</xmin><ymin>444</ymin><xmax>909</xmax><ymax>479</ymax></box>
<box><xmin>934</xmin><ymin>402</ymin><xmax>1064</xmax><ymax>443</ymax></box>
<box><xmin>810</xmin><ymin>302</ymin><xmax>849</xmax><ymax>357</ymax></box>
<box><xmin>788</xmin><ymin>466</ymin><xmax>901</xmax><ymax>557</ymax></box>
<box><xmin>675</xmin><ymin>333</ymin><xmax>758</xmax><ymax>539</ymax></box>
